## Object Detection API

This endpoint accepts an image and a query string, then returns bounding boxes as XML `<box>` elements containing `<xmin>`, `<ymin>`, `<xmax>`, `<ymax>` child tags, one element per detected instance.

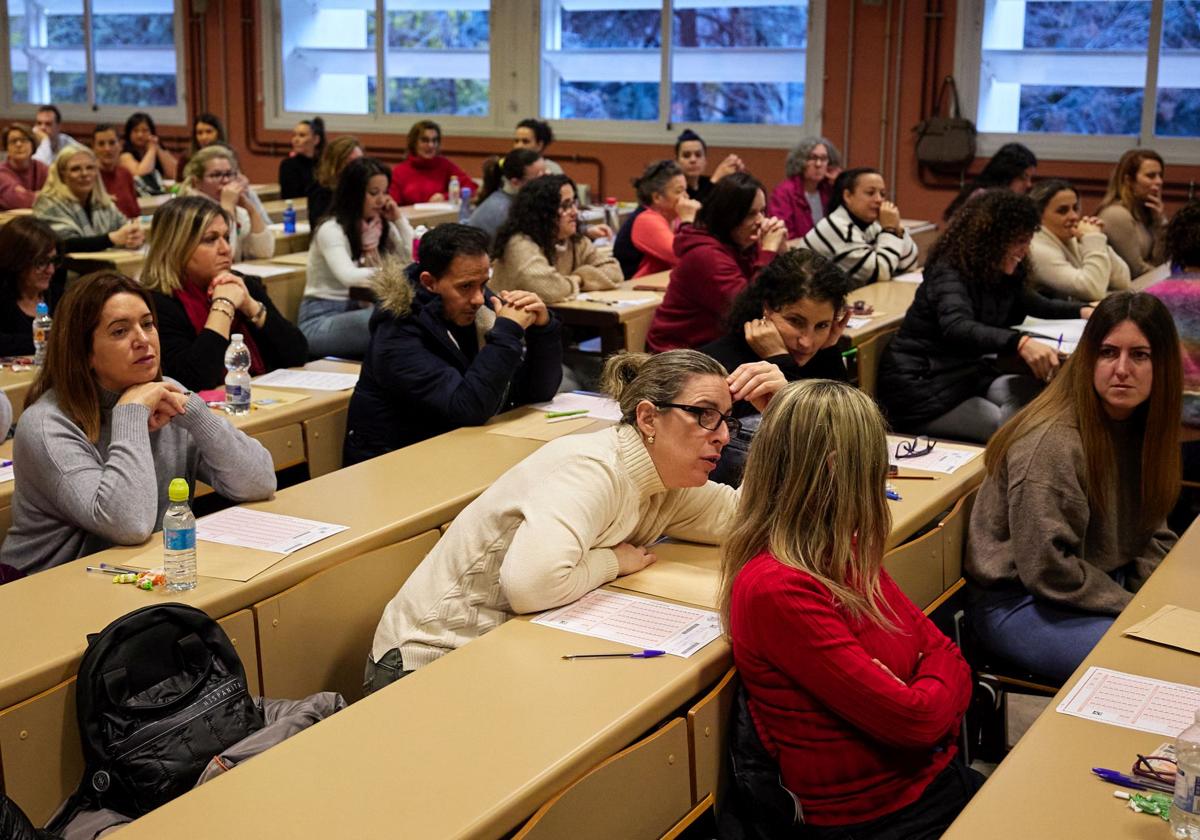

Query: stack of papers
<box><xmin>534</xmin><ymin>590</ymin><xmax>722</xmax><ymax>658</ymax></box>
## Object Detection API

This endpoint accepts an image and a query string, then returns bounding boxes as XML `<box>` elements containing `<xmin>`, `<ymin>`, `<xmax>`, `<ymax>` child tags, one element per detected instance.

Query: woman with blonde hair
<box><xmin>180</xmin><ymin>145</ymin><xmax>275</xmax><ymax>261</ymax></box>
<box><xmin>141</xmin><ymin>196</ymin><xmax>306</xmax><ymax>390</ymax></box>
<box><xmin>307</xmin><ymin>135</ymin><xmax>363</xmax><ymax>223</ymax></box>
<box><xmin>721</xmin><ymin>379</ymin><xmax>978</xmax><ymax>839</ymax></box>
<box><xmin>1097</xmin><ymin>149</ymin><xmax>1167</xmax><ymax>276</ymax></box>
<box><xmin>966</xmin><ymin>291</ymin><xmax>1180</xmax><ymax>680</ymax></box>
<box><xmin>33</xmin><ymin>145</ymin><xmax>142</xmax><ymax>254</ymax></box>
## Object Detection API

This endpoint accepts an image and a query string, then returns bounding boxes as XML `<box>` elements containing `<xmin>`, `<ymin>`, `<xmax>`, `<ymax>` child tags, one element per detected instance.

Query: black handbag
<box><xmin>914</xmin><ymin>76</ymin><xmax>977</xmax><ymax>175</ymax></box>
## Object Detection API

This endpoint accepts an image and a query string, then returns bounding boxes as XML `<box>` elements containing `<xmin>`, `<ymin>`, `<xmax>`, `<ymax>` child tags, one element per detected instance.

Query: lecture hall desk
<box><xmin>943</xmin><ymin>517</ymin><xmax>1200</xmax><ymax>840</ymax></box>
<box><xmin>550</xmin><ymin>280</ymin><xmax>665</xmax><ymax>355</ymax></box>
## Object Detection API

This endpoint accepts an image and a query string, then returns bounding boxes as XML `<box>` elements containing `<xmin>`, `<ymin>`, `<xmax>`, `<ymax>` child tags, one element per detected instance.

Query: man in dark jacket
<box><xmin>343</xmin><ymin>224</ymin><xmax>563</xmax><ymax>464</ymax></box>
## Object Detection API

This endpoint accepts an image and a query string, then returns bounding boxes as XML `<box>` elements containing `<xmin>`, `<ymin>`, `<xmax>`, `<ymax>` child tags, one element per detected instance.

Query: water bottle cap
<box><xmin>35</xmin><ymin>301</ymin><xmax>48</xmax><ymax>315</ymax></box>
<box><xmin>285</xmin><ymin>200</ymin><xmax>294</xmax><ymax>208</ymax></box>
<box><xmin>461</xmin><ymin>187</ymin><xmax>472</xmax><ymax>198</ymax></box>
<box><xmin>231</xmin><ymin>333</ymin><xmax>243</xmax><ymax>342</ymax></box>
<box><xmin>168</xmin><ymin>478</ymin><xmax>189</xmax><ymax>502</ymax></box>
<box><xmin>606</xmin><ymin>197</ymin><xmax>617</xmax><ymax>204</ymax></box>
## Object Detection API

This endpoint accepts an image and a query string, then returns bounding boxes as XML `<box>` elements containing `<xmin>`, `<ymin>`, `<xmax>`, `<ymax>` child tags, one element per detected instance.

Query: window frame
<box><xmin>262</xmin><ymin>0</ymin><xmax>825</xmax><ymax>148</ymax></box>
<box><xmin>954</xmin><ymin>0</ymin><xmax>1200</xmax><ymax>165</ymax></box>
<box><xmin>0</xmin><ymin>0</ymin><xmax>188</xmax><ymax>126</ymax></box>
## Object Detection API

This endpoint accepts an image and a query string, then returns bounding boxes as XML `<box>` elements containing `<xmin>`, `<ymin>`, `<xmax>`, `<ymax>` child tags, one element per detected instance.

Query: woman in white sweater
<box><xmin>365</xmin><ymin>349</ymin><xmax>775</xmax><ymax>692</ymax></box>
<box><xmin>298</xmin><ymin>157</ymin><xmax>413</xmax><ymax>359</ymax></box>
<box><xmin>178</xmin><ymin>145</ymin><xmax>275</xmax><ymax>262</ymax></box>
<box><xmin>1029</xmin><ymin>179</ymin><xmax>1130</xmax><ymax>301</ymax></box>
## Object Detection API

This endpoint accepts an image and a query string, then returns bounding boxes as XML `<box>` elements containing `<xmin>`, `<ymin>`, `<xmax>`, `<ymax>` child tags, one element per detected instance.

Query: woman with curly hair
<box><xmin>1097</xmin><ymin>149</ymin><xmax>1167</xmax><ymax>277</ymax></box>
<box><xmin>878</xmin><ymin>191</ymin><xmax>1092</xmax><ymax>443</ymax></box>
<box><xmin>767</xmin><ymin>136</ymin><xmax>836</xmax><ymax>239</ymax></box>
<box><xmin>488</xmin><ymin>173</ymin><xmax>621</xmax><ymax>303</ymax></box>
<box><xmin>942</xmin><ymin>142</ymin><xmax>1037</xmax><ymax>222</ymax></box>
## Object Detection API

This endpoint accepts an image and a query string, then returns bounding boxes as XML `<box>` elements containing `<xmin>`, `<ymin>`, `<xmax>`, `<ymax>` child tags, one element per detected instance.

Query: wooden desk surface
<box><xmin>944</xmin><ymin>518</ymin><xmax>1200</xmax><ymax>839</ymax></box>
<box><xmin>267</xmin><ymin>250</ymin><xmax>310</xmax><ymax>268</ymax></box>
<box><xmin>251</xmin><ymin>183</ymin><xmax>281</xmax><ymax>202</ymax></box>
<box><xmin>549</xmin><ymin>281</ymin><xmax>664</xmax><ymax>325</ymax></box>
<box><xmin>400</xmin><ymin>203</ymin><xmax>460</xmax><ymax>227</ymax></box>
<box><xmin>1132</xmin><ymin>262</ymin><xmax>1170</xmax><ymax>291</ymax></box>
<box><xmin>63</xmin><ymin>247</ymin><xmax>147</xmax><ymax>279</ymax></box>
<box><xmin>630</xmin><ymin>270</ymin><xmax>670</xmax><ymax>292</ymax></box>
<box><xmin>0</xmin><ymin>367</ymin><xmax>36</xmax><ymax>423</ymax></box>
<box><xmin>843</xmin><ymin>279</ymin><xmax>918</xmax><ymax>346</ymax></box>
<box><xmin>262</xmin><ymin>198</ymin><xmax>309</xmax><ymax>224</ymax></box>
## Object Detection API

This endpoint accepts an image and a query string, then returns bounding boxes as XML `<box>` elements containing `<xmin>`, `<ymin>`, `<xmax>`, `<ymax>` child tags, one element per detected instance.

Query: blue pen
<box><xmin>1057</xmin><ymin>333</ymin><xmax>1064</xmax><ymax>352</ymax></box>
<box><xmin>562</xmin><ymin>650</ymin><xmax>667</xmax><ymax>660</ymax></box>
<box><xmin>886</xmin><ymin>489</ymin><xmax>901</xmax><ymax>501</ymax></box>
<box><xmin>1092</xmin><ymin>767</ymin><xmax>1173</xmax><ymax>793</ymax></box>
<box><xmin>0</xmin><ymin>459</ymin><xmax>11</xmax><ymax>468</ymax></box>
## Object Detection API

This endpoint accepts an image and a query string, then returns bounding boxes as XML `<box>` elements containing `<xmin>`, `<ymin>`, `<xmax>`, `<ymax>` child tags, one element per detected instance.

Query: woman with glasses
<box><xmin>489</xmin><ymin>174</ymin><xmax>621</xmax><ymax>303</ymax></box>
<box><xmin>647</xmin><ymin>172</ymin><xmax>789</xmax><ymax>352</ymax></box>
<box><xmin>767</xmin><ymin>137</ymin><xmax>836</xmax><ymax>240</ymax></box>
<box><xmin>388</xmin><ymin>120</ymin><xmax>473</xmax><ymax>206</ymax></box>
<box><xmin>627</xmin><ymin>160</ymin><xmax>701</xmax><ymax>278</ymax></box>
<box><xmin>877</xmin><ymin>191</ymin><xmax>1090</xmax><ymax>444</ymax></box>
<box><xmin>179</xmin><ymin>145</ymin><xmax>275</xmax><ymax>261</ymax></box>
<box><xmin>364</xmin><ymin>349</ymin><xmax>740</xmax><ymax>691</ymax></box>
<box><xmin>141</xmin><ymin>196</ymin><xmax>307</xmax><ymax>390</ymax></box>
<box><xmin>0</xmin><ymin>217</ymin><xmax>60</xmax><ymax>355</ymax></box>
<box><xmin>967</xmin><ymin>291</ymin><xmax>1180</xmax><ymax>681</ymax></box>
<box><xmin>0</xmin><ymin>124</ymin><xmax>48</xmax><ymax>210</ymax></box>
<box><xmin>33</xmin><ymin>146</ymin><xmax>143</xmax><ymax>255</ymax></box>
<box><xmin>720</xmin><ymin>380</ymin><xmax>979</xmax><ymax>839</ymax></box>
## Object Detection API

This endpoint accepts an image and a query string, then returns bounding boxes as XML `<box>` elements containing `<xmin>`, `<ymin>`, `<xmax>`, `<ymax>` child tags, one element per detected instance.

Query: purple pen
<box><xmin>562</xmin><ymin>649</ymin><xmax>667</xmax><ymax>660</ymax></box>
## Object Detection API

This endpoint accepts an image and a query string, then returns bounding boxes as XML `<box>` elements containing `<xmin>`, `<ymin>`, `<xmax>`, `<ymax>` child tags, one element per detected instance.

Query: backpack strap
<box><xmin>101</xmin><ymin>633</ymin><xmax>213</xmax><ymax>713</ymax></box>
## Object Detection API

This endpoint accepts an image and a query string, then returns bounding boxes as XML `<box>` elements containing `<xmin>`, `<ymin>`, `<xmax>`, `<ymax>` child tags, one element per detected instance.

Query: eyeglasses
<box><xmin>7</xmin><ymin>136</ymin><xmax>30</xmax><ymax>147</ymax></box>
<box><xmin>205</xmin><ymin>170</ymin><xmax>236</xmax><ymax>181</ymax></box>
<box><xmin>656</xmin><ymin>402</ymin><xmax>743</xmax><ymax>436</ymax></box>
<box><xmin>895</xmin><ymin>436</ymin><xmax>936</xmax><ymax>460</ymax></box>
<box><xmin>33</xmin><ymin>255</ymin><xmax>61</xmax><ymax>270</ymax></box>
<box><xmin>557</xmin><ymin>199</ymin><xmax>579</xmax><ymax>214</ymax></box>
<box><xmin>1133</xmin><ymin>754</ymin><xmax>1177</xmax><ymax>786</ymax></box>
<box><xmin>807</xmin><ymin>154</ymin><xmax>829</xmax><ymax>163</ymax></box>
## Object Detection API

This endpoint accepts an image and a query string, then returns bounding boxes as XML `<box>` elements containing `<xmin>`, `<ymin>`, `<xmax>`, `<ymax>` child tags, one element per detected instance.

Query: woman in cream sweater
<box><xmin>489</xmin><ymin>174</ymin><xmax>621</xmax><ymax>303</ymax></box>
<box><xmin>1029</xmin><ymin>179</ymin><xmax>1130</xmax><ymax>301</ymax></box>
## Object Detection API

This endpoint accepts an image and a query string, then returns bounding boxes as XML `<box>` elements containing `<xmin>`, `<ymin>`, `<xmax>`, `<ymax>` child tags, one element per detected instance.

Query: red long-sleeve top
<box><xmin>730</xmin><ymin>551</ymin><xmax>972</xmax><ymax>826</ymax></box>
<box><xmin>388</xmin><ymin>155</ymin><xmax>474</xmax><ymax>206</ymax></box>
<box><xmin>631</xmin><ymin>207</ymin><xmax>679</xmax><ymax>277</ymax></box>
<box><xmin>645</xmin><ymin>225</ymin><xmax>775</xmax><ymax>352</ymax></box>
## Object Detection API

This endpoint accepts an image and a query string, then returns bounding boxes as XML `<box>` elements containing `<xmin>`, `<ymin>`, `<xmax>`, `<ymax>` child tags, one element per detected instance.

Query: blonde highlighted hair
<box><xmin>41</xmin><ymin>145</ymin><xmax>114</xmax><ymax>208</ymax></box>
<box><xmin>316</xmin><ymin>136</ymin><xmax>363</xmax><ymax>190</ymax></box>
<box><xmin>718</xmin><ymin>380</ymin><xmax>895</xmax><ymax>632</ymax></box>
<box><xmin>599</xmin><ymin>350</ymin><xmax>727</xmax><ymax>424</ymax></box>
<box><xmin>181</xmin><ymin>144</ymin><xmax>239</xmax><ymax>191</ymax></box>
<box><xmin>140</xmin><ymin>195</ymin><xmax>231</xmax><ymax>295</ymax></box>
<box><xmin>1099</xmin><ymin>148</ymin><xmax>1164</xmax><ymax>229</ymax></box>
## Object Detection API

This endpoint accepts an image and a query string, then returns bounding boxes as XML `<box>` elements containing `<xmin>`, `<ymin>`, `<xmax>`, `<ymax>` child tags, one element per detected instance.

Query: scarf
<box><xmin>360</xmin><ymin>216</ymin><xmax>384</xmax><ymax>267</ymax></box>
<box><xmin>176</xmin><ymin>280</ymin><xmax>267</xmax><ymax>375</ymax></box>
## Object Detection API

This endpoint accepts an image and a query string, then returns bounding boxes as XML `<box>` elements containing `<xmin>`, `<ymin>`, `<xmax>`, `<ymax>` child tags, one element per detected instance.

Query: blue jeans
<box><xmin>916</xmin><ymin>374</ymin><xmax>1043</xmax><ymax>444</ymax></box>
<box><xmin>967</xmin><ymin>582</ymin><xmax>1115</xmax><ymax>683</ymax></box>
<box><xmin>298</xmin><ymin>297</ymin><xmax>373</xmax><ymax>360</ymax></box>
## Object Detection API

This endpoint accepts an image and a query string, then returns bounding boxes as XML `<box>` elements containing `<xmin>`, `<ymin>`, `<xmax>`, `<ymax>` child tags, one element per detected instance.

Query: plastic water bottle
<box><xmin>163</xmin><ymin>478</ymin><xmax>196</xmax><ymax>592</ymax></box>
<box><xmin>412</xmin><ymin>225</ymin><xmax>427</xmax><ymax>261</ymax></box>
<box><xmin>224</xmin><ymin>334</ymin><xmax>251</xmax><ymax>416</ymax></box>
<box><xmin>448</xmin><ymin>176</ymin><xmax>461</xmax><ymax>207</ymax></box>
<box><xmin>32</xmin><ymin>301</ymin><xmax>51</xmax><ymax>366</ymax></box>
<box><xmin>282</xmin><ymin>200</ymin><xmax>297</xmax><ymax>234</ymax></box>
<box><xmin>1172</xmin><ymin>710</ymin><xmax>1200</xmax><ymax>838</ymax></box>
<box><xmin>458</xmin><ymin>187</ymin><xmax>473</xmax><ymax>223</ymax></box>
<box><xmin>604</xmin><ymin>196</ymin><xmax>620</xmax><ymax>232</ymax></box>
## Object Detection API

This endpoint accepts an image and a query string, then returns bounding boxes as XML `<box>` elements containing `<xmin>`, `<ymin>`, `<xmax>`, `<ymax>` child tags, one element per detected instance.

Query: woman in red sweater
<box><xmin>646</xmin><ymin>172</ymin><xmax>788</xmax><ymax>352</ymax></box>
<box><xmin>720</xmin><ymin>379</ymin><xmax>981</xmax><ymax>838</ymax></box>
<box><xmin>388</xmin><ymin>120</ymin><xmax>474</xmax><ymax>206</ymax></box>
<box><xmin>630</xmin><ymin>159</ymin><xmax>701</xmax><ymax>278</ymax></box>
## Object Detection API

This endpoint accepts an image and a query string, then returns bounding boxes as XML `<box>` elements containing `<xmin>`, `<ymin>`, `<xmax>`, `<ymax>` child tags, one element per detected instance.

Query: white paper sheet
<box><xmin>533</xmin><ymin>590</ymin><xmax>722</xmax><ymax>658</ymax></box>
<box><xmin>893</xmin><ymin>270</ymin><xmax>924</xmax><ymax>284</ymax></box>
<box><xmin>886</xmin><ymin>436</ymin><xmax>981</xmax><ymax>474</ymax></box>
<box><xmin>1056</xmin><ymin>666</ymin><xmax>1200</xmax><ymax>737</ymax></box>
<box><xmin>231</xmin><ymin>262</ymin><xmax>303</xmax><ymax>278</ymax></box>
<box><xmin>1021</xmin><ymin>317</ymin><xmax>1087</xmax><ymax>354</ymax></box>
<box><xmin>252</xmin><ymin>369</ymin><xmax>360</xmax><ymax>391</ymax></box>
<box><xmin>534</xmin><ymin>392</ymin><xmax>623</xmax><ymax>422</ymax></box>
<box><xmin>575</xmin><ymin>292</ymin><xmax>659</xmax><ymax>307</ymax></box>
<box><xmin>846</xmin><ymin>317</ymin><xmax>872</xmax><ymax>329</ymax></box>
<box><xmin>0</xmin><ymin>463</ymin><xmax>13</xmax><ymax>483</ymax></box>
<box><xmin>268</xmin><ymin>221</ymin><xmax>312</xmax><ymax>234</ymax></box>
<box><xmin>195</xmin><ymin>508</ymin><xmax>348</xmax><ymax>555</ymax></box>
<box><xmin>411</xmin><ymin>201</ymin><xmax>455</xmax><ymax>212</ymax></box>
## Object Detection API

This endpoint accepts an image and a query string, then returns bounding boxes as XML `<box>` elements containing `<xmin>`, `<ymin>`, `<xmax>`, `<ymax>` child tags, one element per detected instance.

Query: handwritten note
<box><xmin>1056</xmin><ymin>666</ymin><xmax>1200</xmax><ymax>737</ymax></box>
<box><xmin>533</xmin><ymin>590</ymin><xmax>722</xmax><ymax>658</ymax></box>
<box><xmin>196</xmin><ymin>508</ymin><xmax>347</xmax><ymax>555</ymax></box>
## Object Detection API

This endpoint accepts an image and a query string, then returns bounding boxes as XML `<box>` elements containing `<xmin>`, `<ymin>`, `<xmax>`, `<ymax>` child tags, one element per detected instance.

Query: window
<box><xmin>278</xmin><ymin>0</ymin><xmax>489</xmax><ymax>117</ymax></box>
<box><xmin>540</xmin><ymin>0</ymin><xmax>811</xmax><ymax>125</ymax></box>
<box><xmin>6</xmin><ymin>0</ymin><xmax>182</xmax><ymax>114</ymax></box>
<box><xmin>957</xmin><ymin>0</ymin><xmax>1200</xmax><ymax>159</ymax></box>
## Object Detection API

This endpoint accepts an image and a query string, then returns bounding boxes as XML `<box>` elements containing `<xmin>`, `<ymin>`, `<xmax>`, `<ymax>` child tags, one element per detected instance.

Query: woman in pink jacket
<box><xmin>767</xmin><ymin>137</ymin><xmax>836</xmax><ymax>240</ymax></box>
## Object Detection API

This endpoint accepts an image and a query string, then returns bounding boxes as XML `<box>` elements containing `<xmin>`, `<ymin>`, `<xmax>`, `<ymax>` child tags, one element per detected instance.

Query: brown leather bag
<box><xmin>914</xmin><ymin>76</ymin><xmax>977</xmax><ymax>175</ymax></box>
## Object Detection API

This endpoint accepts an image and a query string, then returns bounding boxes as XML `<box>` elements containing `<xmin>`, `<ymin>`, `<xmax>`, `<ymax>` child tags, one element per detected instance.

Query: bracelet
<box><xmin>212</xmin><ymin>296</ymin><xmax>237</xmax><ymax>309</ymax></box>
<box><xmin>253</xmin><ymin>300</ymin><xmax>267</xmax><ymax>324</ymax></box>
<box><xmin>210</xmin><ymin>302</ymin><xmax>236</xmax><ymax>320</ymax></box>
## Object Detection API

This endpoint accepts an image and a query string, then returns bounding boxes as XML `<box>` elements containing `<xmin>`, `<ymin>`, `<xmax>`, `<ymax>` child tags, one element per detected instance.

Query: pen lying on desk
<box><xmin>1092</xmin><ymin>767</ymin><xmax>1174</xmax><ymax>793</ymax></box>
<box><xmin>562</xmin><ymin>650</ymin><xmax>666</xmax><ymax>660</ymax></box>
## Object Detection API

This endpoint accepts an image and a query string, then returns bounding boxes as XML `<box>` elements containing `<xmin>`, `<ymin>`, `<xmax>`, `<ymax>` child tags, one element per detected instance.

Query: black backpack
<box><xmin>52</xmin><ymin>603</ymin><xmax>264</xmax><ymax>825</ymax></box>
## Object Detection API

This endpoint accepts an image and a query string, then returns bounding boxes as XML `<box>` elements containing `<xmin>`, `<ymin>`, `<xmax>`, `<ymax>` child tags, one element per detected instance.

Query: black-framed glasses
<box><xmin>557</xmin><ymin>199</ymin><xmax>579</xmax><ymax>214</ymax></box>
<box><xmin>205</xmin><ymin>169</ymin><xmax>237</xmax><ymax>181</ymax></box>
<box><xmin>33</xmin><ymin>255</ymin><xmax>61</xmax><ymax>270</ymax></box>
<box><xmin>895</xmin><ymin>436</ymin><xmax>936</xmax><ymax>460</ymax></box>
<box><xmin>656</xmin><ymin>402</ymin><xmax>743</xmax><ymax>436</ymax></box>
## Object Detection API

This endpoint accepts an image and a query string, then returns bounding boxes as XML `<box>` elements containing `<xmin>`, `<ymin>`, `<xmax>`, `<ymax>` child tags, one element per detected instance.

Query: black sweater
<box><xmin>702</xmin><ymin>329</ymin><xmax>848</xmax><ymax>417</ymax></box>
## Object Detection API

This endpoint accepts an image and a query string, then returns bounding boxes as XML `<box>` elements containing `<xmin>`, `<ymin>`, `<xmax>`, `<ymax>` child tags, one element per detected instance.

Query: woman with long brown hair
<box><xmin>0</xmin><ymin>272</ymin><xmax>275</xmax><ymax>575</ymax></box>
<box><xmin>966</xmin><ymin>291</ymin><xmax>1181</xmax><ymax>681</ymax></box>
<box><xmin>720</xmin><ymin>379</ymin><xmax>978</xmax><ymax>839</ymax></box>
<box><xmin>1097</xmin><ymin>148</ymin><xmax>1167</xmax><ymax>276</ymax></box>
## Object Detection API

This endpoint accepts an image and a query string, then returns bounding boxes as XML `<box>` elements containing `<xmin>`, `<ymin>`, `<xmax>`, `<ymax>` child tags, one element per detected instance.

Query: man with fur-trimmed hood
<box><xmin>343</xmin><ymin>223</ymin><xmax>563</xmax><ymax>464</ymax></box>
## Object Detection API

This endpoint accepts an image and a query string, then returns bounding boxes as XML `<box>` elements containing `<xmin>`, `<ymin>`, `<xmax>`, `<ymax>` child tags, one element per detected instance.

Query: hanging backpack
<box><xmin>914</xmin><ymin>76</ymin><xmax>977</xmax><ymax>175</ymax></box>
<box><xmin>50</xmin><ymin>603</ymin><xmax>264</xmax><ymax>827</ymax></box>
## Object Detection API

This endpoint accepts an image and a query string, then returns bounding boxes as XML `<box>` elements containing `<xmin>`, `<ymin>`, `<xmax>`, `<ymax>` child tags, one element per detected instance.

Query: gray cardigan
<box><xmin>0</xmin><ymin>383</ymin><xmax>277</xmax><ymax>574</ymax></box>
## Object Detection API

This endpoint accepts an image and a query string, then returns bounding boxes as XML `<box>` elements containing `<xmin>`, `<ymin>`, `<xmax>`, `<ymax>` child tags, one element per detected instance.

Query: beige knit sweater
<box><xmin>489</xmin><ymin>233</ymin><xmax>622</xmax><ymax>303</ymax></box>
<box><xmin>1029</xmin><ymin>227</ymin><xmax>1131</xmax><ymax>301</ymax></box>
<box><xmin>371</xmin><ymin>424</ymin><xmax>739</xmax><ymax>669</ymax></box>
<box><xmin>1097</xmin><ymin>203</ymin><xmax>1165</xmax><ymax>277</ymax></box>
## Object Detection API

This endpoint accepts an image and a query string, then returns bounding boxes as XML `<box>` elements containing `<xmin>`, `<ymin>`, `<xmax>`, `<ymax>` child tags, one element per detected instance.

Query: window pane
<box><xmin>671</xmin><ymin>2</ymin><xmax>807</xmax><ymax>125</ymax></box>
<box><xmin>1155</xmin><ymin>0</ymin><xmax>1200</xmax><ymax>137</ymax></box>
<box><xmin>977</xmin><ymin>1</ymin><xmax>1149</xmax><ymax>134</ymax></box>
<box><xmin>541</xmin><ymin>0</ymin><xmax>661</xmax><ymax>121</ymax></box>
<box><xmin>281</xmin><ymin>0</ymin><xmax>375</xmax><ymax>115</ymax></box>
<box><xmin>8</xmin><ymin>0</ymin><xmax>88</xmax><ymax>105</ymax></box>
<box><xmin>384</xmin><ymin>3</ymin><xmax>489</xmax><ymax>115</ymax></box>
<box><xmin>93</xmin><ymin>3</ymin><xmax>178</xmax><ymax>107</ymax></box>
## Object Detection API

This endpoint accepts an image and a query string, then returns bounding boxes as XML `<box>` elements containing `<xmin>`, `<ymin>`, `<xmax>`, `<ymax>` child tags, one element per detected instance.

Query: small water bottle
<box><xmin>604</xmin><ymin>196</ymin><xmax>620</xmax><ymax>232</ymax></box>
<box><xmin>448</xmin><ymin>176</ymin><xmax>461</xmax><ymax>207</ymax></box>
<box><xmin>412</xmin><ymin>225</ymin><xmax>428</xmax><ymax>261</ymax></box>
<box><xmin>458</xmin><ymin>187</ymin><xmax>473</xmax><ymax>223</ymax></box>
<box><xmin>32</xmin><ymin>301</ymin><xmax>51</xmax><ymax>366</ymax></box>
<box><xmin>282</xmin><ymin>200</ymin><xmax>297</xmax><ymax>234</ymax></box>
<box><xmin>224</xmin><ymin>333</ymin><xmax>251</xmax><ymax>416</ymax></box>
<box><xmin>1172</xmin><ymin>710</ymin><xmax>1200</xmax><ymax>838</ymax></box>
<box><xmin>163</xmin><ymin>478</ymin><xmax>197</xmax><ymax>592</ymax></box>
